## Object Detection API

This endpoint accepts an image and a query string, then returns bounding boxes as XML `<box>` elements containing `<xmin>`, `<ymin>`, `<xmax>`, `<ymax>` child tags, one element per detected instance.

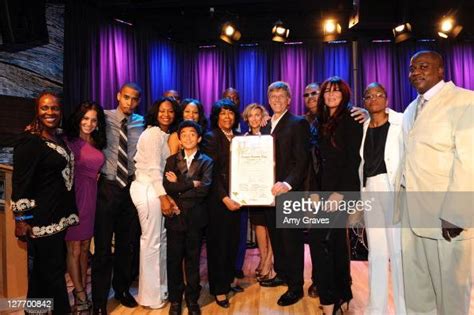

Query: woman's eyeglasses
<box><xmin>363</xmin><ymin>93</ymin><xmax>386</xmax><ymax>102</ymax></box>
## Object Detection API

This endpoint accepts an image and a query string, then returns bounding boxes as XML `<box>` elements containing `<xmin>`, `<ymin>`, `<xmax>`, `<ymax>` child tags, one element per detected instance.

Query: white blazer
<box><xmin>358</xmin><ymin>108</ymin><xmax>403</xmax><ymax>192</ymax></box>
<box><xmin>394</xmin><ymin>81</ymin><xmax>474</xmax><ymax>240</ymax></box>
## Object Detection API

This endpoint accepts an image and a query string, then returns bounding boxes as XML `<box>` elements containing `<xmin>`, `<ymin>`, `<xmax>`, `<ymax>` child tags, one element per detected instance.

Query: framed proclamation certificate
<box><xmin>230</xmin><ymin>135</ymin><xmax>275</xmax><ymax>206</ymax></box>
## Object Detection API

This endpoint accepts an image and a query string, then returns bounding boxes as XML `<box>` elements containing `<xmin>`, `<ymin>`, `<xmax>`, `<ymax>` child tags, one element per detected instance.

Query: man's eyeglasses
<box><xmin>363</xmin><ymin>93</ymin><xmax>386</xmax><ymax>101</ymax></box>
<box><xmin>303</xmin><ymin>91</ymin><xmax>319</xmax><ymax>98</ymax></box>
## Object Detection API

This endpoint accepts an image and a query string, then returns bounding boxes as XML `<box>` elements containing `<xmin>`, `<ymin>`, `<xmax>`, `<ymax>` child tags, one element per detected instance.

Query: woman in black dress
<box><xmin>201</xmin><ymin>98</ymin><xmax>242</xmax><ymax>308</ymax></box>
<box><xmin>12</xmin><ymin>92</ymin><xmax>78</xmax><ymax>314</ymax></box>
<box><xmin>309</xmin><ymin>77</ymin><xmax>363</xmax><ymax>315</ymax></box>
<box><xmin>241</xmin><ymin>103</ymin><xmax>275</xmax><ymax>281</ymax></box>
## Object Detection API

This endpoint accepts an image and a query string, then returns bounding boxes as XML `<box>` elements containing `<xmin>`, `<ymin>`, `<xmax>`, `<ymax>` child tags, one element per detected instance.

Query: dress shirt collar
<box><xmin>420</xmin><ymin>80</ymin><xmax>446</xmax><ymax>101</ymax></box>
<box><xmin>271</xmin><ymin>109</ymin><xmax>288</xmax><ymax>133</ymax></box>
<box><xmin>116</xmin><ymin>107</ymin><xmax>131</xmax><ymax>123</ymax></box>
<box><xmin>184</xmin><ymin>150</ymin><xmax>197</xmax><ymax>168</ymax></box>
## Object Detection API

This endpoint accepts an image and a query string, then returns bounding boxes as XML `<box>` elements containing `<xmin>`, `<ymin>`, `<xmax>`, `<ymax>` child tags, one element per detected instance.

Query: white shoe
<box><xmin>147</xmin><ymin>300</ymin><xmax>168</xmax><ymax>309</ymax></box>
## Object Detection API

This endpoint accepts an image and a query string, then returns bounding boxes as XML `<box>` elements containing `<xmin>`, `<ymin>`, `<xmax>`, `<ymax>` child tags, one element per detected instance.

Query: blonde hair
<box><xmin>242</xmin><ymin>103</ymin><xmax>269</xmax><ymax>122</ymax></box>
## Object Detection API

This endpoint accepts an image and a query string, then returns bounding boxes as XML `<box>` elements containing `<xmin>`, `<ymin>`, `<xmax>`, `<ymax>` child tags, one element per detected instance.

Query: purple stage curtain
<box><xmin>147</xmin><ymin>40</ymin><xmax>180</xmax><ymax>108</ymax></box>
<box><xmin>188</xmin><ymin>42</ymin><xmax>352</xmax><ymax>116</ymax></box>
<box><xmin>358</xmin><ymin>40</ymin><xmax>474</xmax><ymax>112</ymax></box>
<box><xmin>64</xmin><ymin>2</ymin><xmax>145</xmax><ymax>114</ymax></box>
<box><xmin>64</xmin><ymin>2</ymin><xmax>474</xmax><ymax>118</ymax></box>
<box><xmin>94</xmin><ymin>22</ymin><xmax>139</xmax><ymax>109</ymax></box>
<box><xmin>445</xmin><ymin>42</ymin><xmax>474</xmax><ymax>90</ymax></box>
<box><xmin>323</xmin><ymin>42</ymin><xmax>353</xmax><ymax>86</ymax></box>
<box><xmin>196</xmin><ymin>47</ymin><xmax>232</xmax><ymax>113</ymax></box>
<box><xmin>146</xmin><ymin>41</ymin><xmax>350</xmax><ymax>116</ymax></box>
<box><xmin>233</xmin><ymin>45</ymin><xmax>269</xmax><ymax>113</ymax></box>
<box><xmin>270</xmin><ymin>44</ymin><xmax>316</xmax><ymax>116</ymax></box>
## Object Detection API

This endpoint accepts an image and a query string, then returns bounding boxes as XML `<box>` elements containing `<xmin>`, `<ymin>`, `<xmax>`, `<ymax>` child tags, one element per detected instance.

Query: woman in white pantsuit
<box><xmin>130</xmin><ymin>97</ymin><xmax>182</xmax><ymax>309</ymax></box>
<box><xmin>359</xmin><ymin>83</ymin><xmax>406</xmax><ymax>315</ymax></box>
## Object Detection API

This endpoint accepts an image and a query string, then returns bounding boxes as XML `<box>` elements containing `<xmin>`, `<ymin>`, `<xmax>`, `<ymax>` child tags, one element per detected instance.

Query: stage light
<box><xmin>348</xmin><ymin>0</ymin><xmax>360</xmax><ymax>29</ymax></box>
<box><xmin>392</xmin><ymin>22</ymin><xmax>412</xmax><ymax>43</ymax></box>
<box><xmin>114</xmin><ymin>18</ymin><xmax>133</xmax><ymax>26</ymax></box>
<box><xmin>323</xmin><ymin>19</ymin><xmax>342</xmax><ymax>42</ymax></box>
<box><xmin>220</xmin><ymin>22</ymin><xmax>241</xmax><ymax>44</ymax></box>
<box><xmin>272</xmin><ymin>20</ymin><xmax>290</xmax><ymax>42</ymax></box>
<box><xmin>324</xmin><ymin>20</ymin><xmax>337</xmax><ymax>33</ymax></box>
<box><xmin>438</xmin><ymin>32</ymin><xmax>448</xmax><ymax>39</ymax></box>
<box><xmin>441</xmin><ymin>19</ymin><xmax>453</xmax><ymax>32</ymax></box>
<box><xmin>348</xmin><ymin>13</ymin><xmax>359</xmax><ymax>29</ymax></box>
<box><xmin>438</xmin><ymin>16</ymin><xmax>463</xmax><ymax>39</ymax></box>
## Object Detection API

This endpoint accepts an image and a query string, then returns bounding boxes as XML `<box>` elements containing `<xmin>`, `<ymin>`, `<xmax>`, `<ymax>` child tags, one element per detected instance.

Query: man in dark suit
<box><xmin>163</xmin><ymin>120</ymin><xmax>214</xmax><ymax>315</ymax></box>
<box><xmin>260</xmin><ymin>81</ymin><xmax>311</xmax><ymax>306</ymax></box>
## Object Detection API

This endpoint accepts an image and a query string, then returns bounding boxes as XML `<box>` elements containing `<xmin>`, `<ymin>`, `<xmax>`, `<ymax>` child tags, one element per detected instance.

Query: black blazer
<box><xmin>262</xmin><ymin>111</ymin><xmax>311</xmax><ymax>191</ymax></box>
<box><xmin>318</xmin><ymin>109</ymin><xmax>363</xmax><ymax>193</ymax></box>
<box><xmin>163</xmin><ymin>150</ymin><xmax>214</xmax><ymax>230</ymax></box>
<box><xmin>201</xmin><ymin>128</ymin><xmax>240</xmax><ymax>202</ymax></box>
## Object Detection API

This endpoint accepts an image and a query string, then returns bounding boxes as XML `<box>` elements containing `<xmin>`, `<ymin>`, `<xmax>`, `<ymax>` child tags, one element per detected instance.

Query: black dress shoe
<box><xmin>214</xmin><ymin>296</ymin><xmax>230</xmax><ymax>308</ymax></box>
<box><xmin>277</xmin><ymin>290</ymin><xmax>303</xmax><ymax>306</ymax></box>
<box><xmin>186</xmin><ymin>302</ymin><xmax>201</xmax><ymax>315</ymax></box>
<box><xmin>114</xmin><ymin>291</ymin><xmax>138</xmax><ymax>308</ymax></box>
<box><xmin>169</xmin><ymin>302</ymin><xmax>182</xmax><ymax>315</ymax></box>
<box><xmin>260</xmin><ymin>276</ymin><xmax>286</xmax><ymax>287</ymax></box>
<box><xmin>308</xmin><ymin>283</ymin><xmax>319</xmax><ymax>298</ymax></box>
<box><xmin>92</xmin><ymin>305</ymin><xmax>107</xmax><ymax>315</ymax></box>
<box><xmin>230</xmin><ymin>284</ymin><xmax>244</xmax><ymax>293</ymax></box>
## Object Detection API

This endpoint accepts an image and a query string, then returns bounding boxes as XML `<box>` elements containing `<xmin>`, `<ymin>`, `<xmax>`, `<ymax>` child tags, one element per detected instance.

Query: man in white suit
<box><xmin>397</xmin><ymin>50</ymin><xmax>473</xmax><ymax>314</ymax></box>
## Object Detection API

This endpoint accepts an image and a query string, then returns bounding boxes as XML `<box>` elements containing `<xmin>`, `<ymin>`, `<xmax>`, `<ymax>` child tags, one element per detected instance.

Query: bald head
<box><xmin>411</xmin><ymin>50</ymin><xmax>444</xmax><ymax>68</ymax></box>
<box><xmin>409</xmin><ymin>50</ymin><xmax>444</xmax><ymax>94</ymax></box>
<box><xmin>163</xmin><ymin>90</ymin><xmax>181</xmax><ymax>102</ymax></box>
<box><xmin>223</xmin><ymin>87</ymin><xmax>240</xmax><ymax>106</ymax></box>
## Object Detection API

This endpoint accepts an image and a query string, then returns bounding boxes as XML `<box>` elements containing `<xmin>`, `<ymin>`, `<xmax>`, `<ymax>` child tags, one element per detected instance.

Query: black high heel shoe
<box><xmin>333</xmin><ymin>299</ymin><xmax>350</xmax><ymax>315</ymax></box>
<box><xmin>73</xmin><ymin>289</ymin><xmax>91</xmax><ymax>313</ymax></box>
<box><xmin>214</xmin><ymin>296</ymin><xmax>230</xmax><ymax>308</ymax></box>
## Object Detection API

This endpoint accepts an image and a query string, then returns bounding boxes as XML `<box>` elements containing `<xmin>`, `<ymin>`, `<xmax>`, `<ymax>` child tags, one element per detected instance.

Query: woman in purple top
<box><xmin>64</xmin><ymin>101</ymin><xmax>106</xmax><ymax>312</ymax></box>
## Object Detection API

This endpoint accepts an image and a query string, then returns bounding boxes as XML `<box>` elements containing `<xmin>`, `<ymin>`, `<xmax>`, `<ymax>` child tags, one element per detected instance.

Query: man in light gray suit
<box><xmin>396</xmin><ymin>50</ymin><xmax>473</xmax><ymax>315</ymax></box>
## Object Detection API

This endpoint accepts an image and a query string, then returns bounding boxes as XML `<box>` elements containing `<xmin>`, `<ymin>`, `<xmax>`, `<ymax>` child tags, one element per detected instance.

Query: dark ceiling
<box><xmin>86</xmin><ymin>0</ymin><xmax>474</xmax><ymax>44</ymax></box>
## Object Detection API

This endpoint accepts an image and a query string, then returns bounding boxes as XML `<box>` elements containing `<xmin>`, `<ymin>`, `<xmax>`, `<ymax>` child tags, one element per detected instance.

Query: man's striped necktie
<box><xmin>116</xmin><ymin>118</ymin><xmax>129</xmax><ymax>188</ymax></box>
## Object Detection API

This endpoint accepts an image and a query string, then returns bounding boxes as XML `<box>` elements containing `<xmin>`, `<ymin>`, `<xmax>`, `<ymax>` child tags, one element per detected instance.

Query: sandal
<box><xmin>333</xmin><ymin>299</ymin><xmax>350</xmax><ymax>315</ymax></box>
<box><xmin>73</xmin><ymin>289</ymin><xmax>91</xmax><ymax>312</ymax></box>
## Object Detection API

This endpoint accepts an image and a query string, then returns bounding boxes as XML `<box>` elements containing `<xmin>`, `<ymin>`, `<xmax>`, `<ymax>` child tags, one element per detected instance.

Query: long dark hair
<box><xmin>316</xmin><ymin>76</ymin><xmax>352</xmax><ymax>147</ymax></box>
<box><xmin>210</xmin><ymin>98</ymin><xmax>240</xmax><ymax>130</ymax></box>
<box><xmin>181</xmin><ymin>98</ymin><xmax>208</xmax><ymax>131</ymax></box>
<box><xmin>145</xmin><ymin>97</ymin><xmax>182</xmax><ymax>133</ymax></box>
<box><xmin>27</xmin><ymin>91</ymin><xmax>62</xmax><ymax>135</ymax></box>
<box><xmin>65</xmin><ymin>101</ymin><xmax>107</xmax><ymax>149</ymax></box>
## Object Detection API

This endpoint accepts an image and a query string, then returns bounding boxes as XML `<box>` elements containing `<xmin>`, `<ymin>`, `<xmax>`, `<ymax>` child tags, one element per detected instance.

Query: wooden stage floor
<box><xmin>99</xmin><ymin>244</ymin><xmax>474</xmax><ymax>315</ymax></box>
<box><xmin>4</xmin><ymin>244</ymin><xmax>474</xmax><ymax>314</ymax></box>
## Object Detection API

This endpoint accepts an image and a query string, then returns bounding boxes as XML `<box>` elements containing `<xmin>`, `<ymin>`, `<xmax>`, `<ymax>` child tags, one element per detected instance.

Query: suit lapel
<box><xmin>410</xmin><ymin>82</ymin><xmax>455</xmax><ymax>132</ymax></box>
<box><xmin>187</xmin><ymin>151</ymin><xmax>201</xmax><ymax>178</ymax></box>
<box><xmin>272</xmin><ymin>111</ymin><xmax>291</xmax><ymax>135</ymax></box>
<box><xmin>359</xmin><ymin>119</ymin><xmax>370</xmax><ymax>163</ymax></box>
<box><xmin>176</xmin><ymin>151</ymin><xmax>188</xmax><ymax>175</ymax></box>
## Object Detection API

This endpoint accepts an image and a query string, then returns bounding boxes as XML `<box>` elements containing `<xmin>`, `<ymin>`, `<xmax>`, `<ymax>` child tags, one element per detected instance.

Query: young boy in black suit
<box><xmin>163</xmin><ymin>120</ymin><xmax>213</xmax><ymax>315</ymax></box>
